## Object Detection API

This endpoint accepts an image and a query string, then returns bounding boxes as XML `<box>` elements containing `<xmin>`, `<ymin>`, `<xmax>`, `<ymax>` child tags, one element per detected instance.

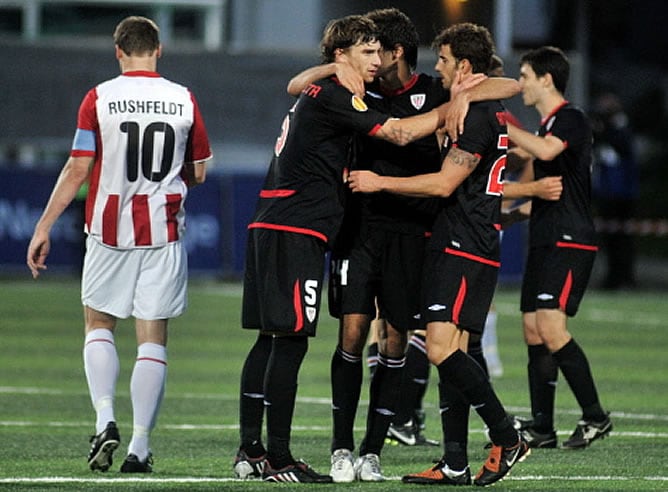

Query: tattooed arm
<box><xmin>347</xmin><ymin>147</ymin><xmax>478</xmax><ymax>198</ymax></box>
<box><xmin>373</xmin><ymin>101</ymin><xmax>450</xmax><ymax>146</ymax></box>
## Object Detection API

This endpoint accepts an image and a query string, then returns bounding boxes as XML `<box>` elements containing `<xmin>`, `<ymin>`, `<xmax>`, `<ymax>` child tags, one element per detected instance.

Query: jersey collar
<box><xmin>381</xmin><ymin>73</ymin><xmax>419</xmax><ymax>97</ymax></box>
<box><xmin>122</xmin><ymin>70</ymin><xmax>160</xmax><ymax>78</ymax></box>
<box><xmin>541</xmin><ymin>100</ymin><xmax>569</xmax><ymax>125</ymax></box>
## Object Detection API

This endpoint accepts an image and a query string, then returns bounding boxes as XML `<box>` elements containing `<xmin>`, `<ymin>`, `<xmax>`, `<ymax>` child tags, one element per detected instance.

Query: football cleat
<box><xmin>402</xmin><ymin>459</ymin><xmax>471</xmax><ymax>485</ymax></box>
<box><xmin>87</xmin><ymin>421</ymin><xmax>120</xmax><ymax>472</ymax></box>
<box><xmin>120</xmin><ymin>453</ymin><xmax>153</xmax><ymax>473</ymax></box>
<box><xmin>262</xmin><ymin>459</ymin><xmax>333</xmax><ymax>483</ymax></box>
<box><xmin>234</xmin><ymin>449</ymin><xmax>266</xmax><ymax>479</ymax></box>
<box><xmin>521</xmin><ymin>426</ymin><xmax>558</xmax><ymax>448</ymax></box>
<box><xmin>562</xmin><ymin>414</ymin><xmax>612</xmax><ymax>449</ymax></box>
<box><xmin>387</xmin><ymin>420</ymin><xmax>440</xmax><ymax>447</ymax></box>
<box><xmin>354</xmin><ymin>453</ymin><xmax>384</xmax><ymax>482</ymax></box>
<box><xmin>512</xmin><ymin>415</ymin><xmax>534</xmax><ymax>431</ymax></box>
<box><xmin>330</xmin><ymin>448</ymin><xmax>355</xmax><ymax>483</ymax></box>
<box><xmin>484</xmin><ymin>414</ymin><xmax>528</xmax><ymax>448</ymax></box>
<box><xmin>474</xmin><ymin>435</ymin><xmax>530</xmax><ymax>486</ymax></box>
<box><xmin>387</xmin><ymin>420</ymin><xmax>417</xmax><ymax>446</ymax></box>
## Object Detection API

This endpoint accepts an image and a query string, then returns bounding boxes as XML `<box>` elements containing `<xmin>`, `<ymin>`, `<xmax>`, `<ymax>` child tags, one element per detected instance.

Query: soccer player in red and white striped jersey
<box><xmin>27</xmin><ymin>16</ymin><xmax>212</xmax><ymax>473</ymax></box>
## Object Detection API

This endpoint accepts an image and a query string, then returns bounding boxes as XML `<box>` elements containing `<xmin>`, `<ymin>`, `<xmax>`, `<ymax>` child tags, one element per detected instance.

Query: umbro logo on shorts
<box><xmin>537</xmin><ymin>293</ymin><xmax>554</xmax><ymax>301</ymax></box>
<box><xmin>428</xmin><ymin>304</ymin><xmax>447</xmax><ymax>311</ymax></box>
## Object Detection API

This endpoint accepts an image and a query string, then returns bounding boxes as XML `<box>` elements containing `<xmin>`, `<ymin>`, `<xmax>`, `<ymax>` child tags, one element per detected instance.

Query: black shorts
<box><xmin>520</xmin><ymin>242</ymin><xmax>596</xmax><ymax>316</ymax></box>
<box><xmin>242</xmin><ymin>227</ymin><xmax>327</xmax><ymax>336</ymax></box>
<box><xmin>422</xmin><ymin>249</ymin><xmax>499</xmax><ymax>335</ymax></box>
<box><xmin>328</xmin><ymin>226</ymin><xmax>428</xmax><ymax>332</ymax></box>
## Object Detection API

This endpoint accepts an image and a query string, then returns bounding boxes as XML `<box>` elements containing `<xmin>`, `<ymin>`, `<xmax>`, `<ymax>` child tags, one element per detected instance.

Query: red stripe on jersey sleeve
<box><xmin>260</xmin><ymin>189</ymin><xmax>296</xmax><ymax>198</ymax></box>
<box><xmin>368</xmin><ymin>123</ymin><xmax>384</xmax><ymax>136</ymax></box>
<box><xmin>71</xmin><ymin>149</ymin><xmax>95</xmax><ymax>157</ymax></box>
<box><xmin>132</xmin><ymin>195</ymin><xmax>152</xmax><ymax>246</ymax></box>
<box><xmin>102</xmin><ymin>195</ymin><xmax>119</xmax><ymax>247</ymax></box>
<box><xmin>165</xmin><ymin>194</ymin><xmax>182</xmax><ymax>242</ymax></box>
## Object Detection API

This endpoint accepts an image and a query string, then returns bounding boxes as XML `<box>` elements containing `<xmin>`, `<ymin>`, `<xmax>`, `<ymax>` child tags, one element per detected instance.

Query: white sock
<box><xmin>128</xmin><ymin>343</ymin><xmax>167</xmax><ymax>461</ymax></box>
<box><xmin>83</xmin><ymin>329</ymin><xmax>119</xmax><ymax>433</ymax></box>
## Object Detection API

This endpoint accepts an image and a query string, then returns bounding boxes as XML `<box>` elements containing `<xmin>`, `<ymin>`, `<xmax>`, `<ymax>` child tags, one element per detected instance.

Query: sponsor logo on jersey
<box><xmin>411</xmin><ymin>93</ymin><xmax>426</xmax><ymax>110</ymax></box>
<box><xmin>352</xmin><ymin>95</ymin><xmax>368</xmax><ymax>112</ymax></box>
<box><xmin>537</xmin><ymin>293</ymin><xmax>554</xmax><ymax>301</ymax></box>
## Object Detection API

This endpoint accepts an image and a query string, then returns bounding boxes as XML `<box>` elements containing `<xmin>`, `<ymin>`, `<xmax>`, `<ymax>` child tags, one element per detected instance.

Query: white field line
<box><xmin>1</xmin><ymin>420</ymin><xmax>667</xmax><ymax>439</ymax></box>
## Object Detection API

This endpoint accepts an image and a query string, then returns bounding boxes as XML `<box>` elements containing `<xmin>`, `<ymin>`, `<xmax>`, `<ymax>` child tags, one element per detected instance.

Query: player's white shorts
<box><xmin>81</xmin><ymin>236</ymin><xmax>188</xmax><ymax>320</ymax></box>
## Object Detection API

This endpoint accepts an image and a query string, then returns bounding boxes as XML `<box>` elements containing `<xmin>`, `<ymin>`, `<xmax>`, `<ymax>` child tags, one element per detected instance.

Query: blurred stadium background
<box><xmin>1</xmin><ymin>0</ymin><xmax>666</xmax><ymax>287</ymax></box>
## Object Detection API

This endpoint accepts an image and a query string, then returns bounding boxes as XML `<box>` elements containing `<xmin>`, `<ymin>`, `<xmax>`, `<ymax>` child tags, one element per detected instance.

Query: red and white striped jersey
<box><xmin>71</xmin><ymin>70</ymin><xmax>212</xmax><ymax>249</ymax></box>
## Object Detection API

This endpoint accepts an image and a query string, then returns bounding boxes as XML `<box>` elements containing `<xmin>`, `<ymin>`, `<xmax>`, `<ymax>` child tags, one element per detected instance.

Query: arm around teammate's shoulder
<box><xmin>507</xmin><ymin>123</ymin><xmax>565</xmax><ymax>161</ymax></box>
<box><xmin>374</xmin><ymin>106</ymin><xmax>444</xmax><ymax>147</ymax></box>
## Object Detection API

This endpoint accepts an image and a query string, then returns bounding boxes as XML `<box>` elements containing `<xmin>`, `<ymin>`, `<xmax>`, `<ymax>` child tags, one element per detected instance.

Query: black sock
<box><xmin>330</xmin><ymin>346</ymin><xmax>363</xmax><ymax>452</ymax></box>
<box><xmin>439</xmin><ymin>379</ymin><xmax>470</xmax><ymax>470</ymax></box>
<box><xmin>265</xmin><ymin>336</ymin><xmax>308</xmax><ymax>468</ymax></box>
<box><xmin>468</xmin><ymin>333</ymin><xmax>489</xmax><ymax>378</ymax></box>
<box><xmin>553</xmin><ymin>338</ymin><xmax>606</xmax><ymax>421</ymax></box>
<box><xmin>437</xmin><ymin>350</ymin><xmax>516</xmax><ymax>447</ymax></box>
<box><xmin>360</xmin><ymin>353</ymin><xmax>405</xmax><ymax>455</ymax></box>
<box><xmin>527</xmin><ymin>344</ymin><xmax>558</xmax><ymax>432</ymax></box>
<box><xmin>394</xmin><ymin>334</ymin><xmax>429</xmax><ymax>425</ymax></box>
<box><xmin>367</xmin><ymin>342</ymin><xmax>379</xmax><ymax>378</ymax></box>
<box><xmin>411</xmin><ymin>335</ymin><xmax>430</xmax><ymax>423</ymax></box>
<box><xmin>239</xmin><ymin>333</ymin><xmax>272</xmax><ymax>454</ymax></box>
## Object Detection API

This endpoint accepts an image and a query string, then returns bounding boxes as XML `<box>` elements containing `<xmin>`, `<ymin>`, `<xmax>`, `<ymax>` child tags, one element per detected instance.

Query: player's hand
<box><xmin>26</xmin><ymin>231</ymin><xmax>50</xmax><ymax>279</ymax></box>
<box><xmin>450</xmin><ymin>71</ymin><xmax>486</xmax><ymax>99</ymax></box>
<box><xmin>440</xmin><ymin>93</ymin><xmax>470</xmax><ymax>142</ymax></box>
<box><xmin>445</xmin><ymin>72</ymin><xmax>487</xmax><ymax>140</ymax></box>
<box><xmin>534</xmin><ymin>176</ymin><xmax>563</xmax><ymax>200</ymax></box>
<box><xmin>335</xmin><ymin>61</ymin><xmax>365</xmax><ymax>98</ymax></box>
<box><xmin>347</xmin><ymin>170</ymin><xmax>381</xmax><ymax>193</ymax></box>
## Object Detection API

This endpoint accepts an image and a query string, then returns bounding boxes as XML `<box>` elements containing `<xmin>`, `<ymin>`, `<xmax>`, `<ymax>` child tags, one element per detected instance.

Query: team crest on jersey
<box><xmin>351</xmin><ymin>95</ymin><xmax>368</xmax><ymax>112</ymax></box>
<box><xmin>410</xmin><ymin>93</ymin><xmax>426</xmax><ymax>110</ymax></box>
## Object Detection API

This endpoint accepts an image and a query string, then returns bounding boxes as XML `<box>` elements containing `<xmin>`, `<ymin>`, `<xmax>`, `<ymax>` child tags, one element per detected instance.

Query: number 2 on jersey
<box><xmin>486</xmin><ymin>134</ymin><xmax>507</xmax><ymax>196</ymax></box>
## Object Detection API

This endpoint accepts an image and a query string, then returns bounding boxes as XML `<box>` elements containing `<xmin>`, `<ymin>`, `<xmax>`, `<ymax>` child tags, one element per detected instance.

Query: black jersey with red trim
<box><xmin>249</xmin><ymin>77</ymin><xmax>389</xmax><ymax>246</ymax></box>
<box><xmin>529</xmin><ymin>102</ymin><xmax>596</xmax><ymax>247</ymax></box>
<box><xmin>357</xmin><ymin>73</ymin><xmax>449</xmax><ymax>234</ymax></box>
<box><xmin>430</xmin><ymin>100</ymin><xmax>507</xmax><ymax>265</ymax></box>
